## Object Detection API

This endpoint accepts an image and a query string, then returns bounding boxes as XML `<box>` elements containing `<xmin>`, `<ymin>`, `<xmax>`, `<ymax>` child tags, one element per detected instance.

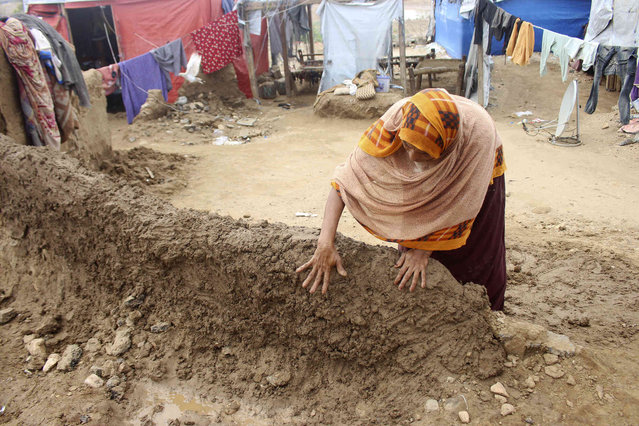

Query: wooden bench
<box><xmin>407</xmin><ymin>57</ymin><xmax>466</xmax><ymax>95</ymax></box>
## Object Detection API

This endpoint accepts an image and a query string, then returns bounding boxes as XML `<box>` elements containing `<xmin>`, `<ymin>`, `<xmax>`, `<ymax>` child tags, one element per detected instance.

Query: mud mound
<box><xmin>98</xmin><ymin>147</ymin><xmax>195</xmax><ymax>196</ymax></box>
<box><xmin>0</xmin><ymin>141</ymin><xmax>504</xmax><ymax>423</ymax></box>
<box><xmin>313</xmin><ymin>90</ymin><xmax>405</xmax><ymax>119</ymax></box>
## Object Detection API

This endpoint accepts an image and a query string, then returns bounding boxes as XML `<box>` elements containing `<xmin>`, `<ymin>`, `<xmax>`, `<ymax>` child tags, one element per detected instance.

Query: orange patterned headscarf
<box><xmin>358</xmin><ymin>88</ymin><xmax>460</xmax><ymax>159</ymax></box>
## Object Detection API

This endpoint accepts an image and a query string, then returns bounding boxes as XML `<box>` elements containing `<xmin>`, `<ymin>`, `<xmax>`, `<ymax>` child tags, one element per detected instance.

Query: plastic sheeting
<box><xmin>585</xmin><ymin>0</ymin><xmax>639</xmax><ymax>47</ymax></box>
<box><xmin>317</xmin><ymin>0</ymin><xmax>402</xmax><ymax>92</ymax></box>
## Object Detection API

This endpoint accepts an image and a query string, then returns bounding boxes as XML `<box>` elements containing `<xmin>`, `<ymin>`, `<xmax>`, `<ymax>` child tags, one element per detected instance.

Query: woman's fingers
<box><xmin>410</xmin><ymin>271</ymin><xmax>419</xmax><ymax>292</ymax></box>
<box><xmin>394</xmin><ymin>265</ymin><xmax>408</xmax><ymax>285</ymax></box>
<box><xmin>394</xmin><ymin>252</ymin><xmax>406</xmax><ymax>268</ymax></box>
<box><xmin>398</xmin><ymin>267</ymin><xmax>413</xmax><ymax>290</ymax></box>
<box><xmin>336</xmin><ymin>257</ymin><xmax>348</xmax><ymax>277</ymax></box>
<box><xmin>421</xmin><ymin>267</ymin><xmax>427</xmax><ymax>289</ymax></box>
<box><xmin>302</xmin><ymin>266</ymin><xmax>317</xmax><ymax>289</ymax></box>
<box><xmin>296</xmin><ymin>259</ymin><xmax>313</xmax><ymax>274</ymax></box>
<box><xmin>321</xmin><ymin>269</ymin><xmax>331</xmax><ymax>294</ymax></box>
<box><xmin>309</xmin><ymin>269</ymin><xmax>323</xmax><ymax>294</ymax></box>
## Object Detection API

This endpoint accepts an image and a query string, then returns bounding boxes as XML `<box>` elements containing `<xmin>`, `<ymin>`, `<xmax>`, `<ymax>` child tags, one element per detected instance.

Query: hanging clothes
<box><xmin>630</xmin><ymin>65</ymin><xmax>639</xmax><ymax>103</ymax></box>
<box><xmin>505</xmin><ymin>18</ymin><xmax>521</xmax><ymax>57</ymax></box>
<box><xmin>540</xmin><ymin>30</ymin><xmax>583</xmax><ymax>81</ymax></box>
<box><xmin>119</xmin><ymin>53</ymin><xmax>168</xmax><ymax>124</ymax></box>
<box><xmin>511</xmin><ymin>22</ymin><xmax>535</xmax><ymax>66</ymax></box>
<box><xmin>585</xmin><ymin>46</ymin><xmax>638</xmax><ymax>124</ymax></box>
<box><xmin>29</xmin><ymin>27</ymin><xmax>63</xmax><ymax>83</ymax></box>
<box><xmin>13</xmin><ymin>13</ymin><xmax>91</xmax><ymax>107</ymax></box>
<box><xmin>0</xmin><ymin>18</ymin><xmax>61</xmax><ymax>149</ymax></box>
<box><xmin>151</xmin><ymin>39</ymin><xmax>187</xmax><ymax>92</ymax></box>
<box><xmin>97</xmin><ymin>64</ymin><xmax>120</xmax><ymax>96</ymax></box>
<box><xmin>191</xmin><ymin>10</ymin><xmax>243</xmax><ymax>74</ymax></box>
<box><xmin>317</xmin><ymin>0</ymin><xmax>402</xmax><ymax>92</ymax></box>
<box><xmin>222</xmin><ymin>0</ymin><xmax>234</xmax><ymax>15</ymax></box>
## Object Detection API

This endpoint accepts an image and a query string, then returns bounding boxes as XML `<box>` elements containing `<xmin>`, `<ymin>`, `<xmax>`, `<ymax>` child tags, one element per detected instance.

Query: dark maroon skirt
<box><xmin>430</xmin><ymin>174</ymin><xmax>506</xmax><ymax>310</ymax></box>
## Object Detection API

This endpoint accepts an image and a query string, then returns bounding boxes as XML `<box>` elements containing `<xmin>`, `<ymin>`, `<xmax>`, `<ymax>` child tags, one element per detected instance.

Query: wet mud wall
<box><xmin>0</xmin><ymin>141</ymin><xmax>505</xmax><ymax>422</ymax></box>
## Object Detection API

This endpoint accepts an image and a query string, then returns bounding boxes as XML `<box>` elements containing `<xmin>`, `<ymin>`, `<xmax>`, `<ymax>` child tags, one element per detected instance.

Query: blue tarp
<box><xmin>435</xmin><ymin>0</ymin><xmax>592</xmax><ymax>59</ymax></box>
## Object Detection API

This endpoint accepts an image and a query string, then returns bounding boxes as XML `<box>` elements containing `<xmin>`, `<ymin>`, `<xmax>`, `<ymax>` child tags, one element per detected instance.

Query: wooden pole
<box><xmin>280</xmin><ymin>9</ymin><xmax>293</xmax><ymax>96</ymax></box>
<box><xmin>477</xmin><ymin>45</ymin><xmax>484</xmax><ymax>107</ymax></box>
<box><xmin>388</xmin><ymin>26</ymin><xmax>394</xmax><ymax>83</ymax></box>
<box><xmin>398</xmin><ymin>3</ymin><xmax>407</xmax><ymax>94</ymax></box>
<box><xmin>307</xmin><ymin>4</ymin><xmax>314</xmax><ymax>57</ymax></box>
<box><xmin>239</xmin><ymin>3</ymin><xmax>260</xmax><ymax>99</ymax></box>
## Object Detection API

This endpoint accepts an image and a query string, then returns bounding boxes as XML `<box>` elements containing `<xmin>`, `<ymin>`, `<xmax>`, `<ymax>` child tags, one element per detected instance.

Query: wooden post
<box><xmin>239</xmin><ymin>3</ymin><xmax>259</xmax><ymax>99</ymax></box>
<box><xmin>388</xmin><ymin>26</ymin><xmax>394</xmax><ymax>83</ymax></box>
<box><xmin>307</xmin><ymin>4</ymin><xmax>314</xmax><ymax>57</ymax></box>
<box><xmin>280</xmin><ymin>9</ymin><xmax>293</xmax><ymax>96</ymax></box>
<box><xmin>398</xmin><ymin>10</ymin><xmax>407</xmax><ymax>94</ymax></box>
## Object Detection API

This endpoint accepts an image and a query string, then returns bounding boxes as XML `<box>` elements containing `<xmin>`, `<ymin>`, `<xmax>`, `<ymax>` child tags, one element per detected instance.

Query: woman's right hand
<box><xmin>296</xmin><ymin>242</ymin><xmax>348</xmax><ymax>295</ymax></box>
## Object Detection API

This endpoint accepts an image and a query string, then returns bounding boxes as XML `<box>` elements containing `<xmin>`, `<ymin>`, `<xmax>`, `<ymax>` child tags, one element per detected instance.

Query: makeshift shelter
<box><xmin>25</xmin><ymin>0</ymin><xmax>269</xmax><ymax>98</ymax></box>
<box><xmin>435</xmin><ymin>0</ymin><xmax>591</xmax><ymax>59</ymax></box>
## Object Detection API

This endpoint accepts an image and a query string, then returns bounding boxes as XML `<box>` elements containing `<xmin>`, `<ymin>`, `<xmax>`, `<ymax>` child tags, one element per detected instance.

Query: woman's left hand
<box><xmin>393</xmin><ymin>249</ymin><xmax>432</xmax><ymax>292</ymax></box>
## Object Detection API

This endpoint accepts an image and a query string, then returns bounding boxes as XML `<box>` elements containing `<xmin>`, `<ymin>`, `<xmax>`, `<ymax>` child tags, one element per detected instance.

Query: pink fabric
<box><xmin>97</xmin><ymin>64</ymin><xmax>120</xmax><ymax>96</ymax></box>
<box><xmin>0</xmin><ymin>18</ymin><xmax>60</xmax><ymax>149</ymax></box>
<box><xmin>192</xmin><ymin>11</ymin><xmax>243</xmax><ymax>74</ymax></box>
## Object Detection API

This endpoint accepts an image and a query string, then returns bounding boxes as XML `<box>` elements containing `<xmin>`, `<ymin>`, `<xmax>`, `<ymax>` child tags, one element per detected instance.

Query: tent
<box><xmin>25</xmin><ymin>0</ymin><xmax>269</xmax><ymax>98</ymax></box>
<box><xmin>435</xmin><ymin>0</ymin><xmax>592</xmax><ymax>59</ymax></box>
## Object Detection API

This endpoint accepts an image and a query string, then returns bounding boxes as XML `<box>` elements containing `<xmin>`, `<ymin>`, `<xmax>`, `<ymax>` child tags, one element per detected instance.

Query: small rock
<box><xmin>106</xmin><ymin>328</ymin><xmax>131</xmax><ymax>356</ymax></box>
<box><xmin>224</xmin><ymin>400</ymin><xmax>240</xmax><ymax>415</ymax></box>
<box><xmin>566</xmin><ymin>375</ymin><xmax>576</xmax><ymax>386</ymax></box>
<box><xmin>26</xmin><ymin>338</ymin><xmax>47</xmax><ymax>359</ymax></box>
<box><xmin>446</xmin><ymin>376</ymin><xmax>455</xmax><ymax>383</ymax></box>
<box><xmin>0</xmin><ymin>308</ymin><xmax>17</xmax><ymax>324</ymax></box>
<box><xmin>424</xmin><ymin>399</ymin><xmax>439</xmax><ymax>412</ymax></box>
<box><xmin>458</xmin><ymin>411</ymin><xmax>470</xmax><ymax>423</ymax></box>
<box><xmin>495</xmin><ymin>395</ymin><xmax>507</xmax><ymax>403</ymax></box>
<box><xmin>566</xmin><ymin>400</ymin><xmax>573</xmax><ymax>407</ymax></box>
<box><xmin>266</xmin><ymin>371</ymin><xmax>291</xmax><ymax>387</ymax></box>
<box><xmin>57</xmin><ymin>344</ymin><xmax>83</xmax><ymax>371</ymax></box>
<box><xmin>500</xmin><ymin>403</ymin><xmax>515</xmax><ymax>416</ymax></box>
<box><xmin>123</xmin><ymin>294</ymin><xmax>145</xmax><ymax>308</ymax></box>
<box><xmin>602</xmin><ymin>123</ymin><xmax>609</xmax><ymax>129</ymax></box>
<box><xmin>84</xmin><ymin>374</ymin><xmax>104</xmax><ymax>388</ymax></box>
<box><xmin>23</xmin><ymin>334</ymin><xmax>36</xmax><ymax>345</ymax></box>
<box><xmin>35</xmin><ymin>316</ymin><xmax>61</xmax><ymax>336</ymax></box>
<box><xmin>543</xmin><ymin>353</ymin><xmax>559</xmax><ymax>365</ymax></box>
<box><xmin>90</xmin><ymin>365</ymin><xmax>104</xmax><ymax>378</ymax></box>
<box><xmin>490</xmin><ymin>382</ymin><xmax>510</xmax><ymax>398</ymax></box>
<box><xmin>443</xmin><ymin>395</ymin><xmax>467</xmax><ymax>412</ymax></box>
<box><xmin>544</xmin><ymin>365</ymin><xmax>565</xmax><ymax>379</ymax></box>
<box><xmin>479</xmin><ymin>391</ymin><xmax>492</xmax><ymax>402</ymax></box>
<box><xmin>106</xmin><ymin>376</ymin><xmax>121</xmax><ymax>389</ymax></box>
<box><xmin>150</xmin><ymin>322</ymin><xmax>170</xmax><ymax>333</ymax></box>
<box><xmin>524</xmin><ymin>376</ymin><xmax>536</xmax><ymax>389</ymax></box>
<box><xmin>525</xmin><ymin>417</ymin><xmax>534</xmax><ymax>424</ymax></box>
<box><xmin>109</xmin><ymin>385</ymin><xmax>125</xmax><ymax>401</ymax></box>
<box><xmin>84</xmin><ymin>337</ymin><xmax>102</xmax><ymax>354</ymax></box>
<box><xmin>43</xmin><ymin>353</ymin><xmax>61</xmax><ymax>373</ymax></box>
<box><xmin>596</xmin><ymin>385</ymin><xmax>604</xmax><ymax>399</ymax></box>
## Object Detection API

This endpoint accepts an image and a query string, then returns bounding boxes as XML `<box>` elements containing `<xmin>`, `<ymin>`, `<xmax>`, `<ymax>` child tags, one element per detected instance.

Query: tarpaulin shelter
<box><xmin>435</xmin><ymin>0</ymin><xmax>592</xmax><ymax>59</ymax></box>
<box><xmin>25</xmin><ymin>0</ymin><xmax>269</xmax><ymax>98</ymax></box>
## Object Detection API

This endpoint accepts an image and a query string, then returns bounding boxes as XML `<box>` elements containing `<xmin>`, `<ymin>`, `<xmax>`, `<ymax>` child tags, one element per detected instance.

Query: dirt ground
<box><xmin>3</xmin><ymin>7</ymin><xmax>639</xmax><ymax>424</ymax></box>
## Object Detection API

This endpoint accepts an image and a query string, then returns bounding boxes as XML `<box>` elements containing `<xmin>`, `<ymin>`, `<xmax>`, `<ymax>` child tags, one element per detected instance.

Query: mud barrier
<box><xmin>0</xmin><ymin>140</ymin><xmax>505</xmax><ymax>422</ymax></box>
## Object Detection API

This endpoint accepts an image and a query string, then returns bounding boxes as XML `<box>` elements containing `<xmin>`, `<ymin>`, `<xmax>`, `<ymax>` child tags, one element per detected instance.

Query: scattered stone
<box><xmin>458</xmin><ymin>410</ymin><xmax>470</xmax><ymax>423</ymax></box>
<box><xmin>57</xmin><ymin>344</ymin><xmax>83</xmax><ymax>371</ymax></box>
<box><xmin>602</xmin><ymin>123</ymin><xmax>610</xmax><ymax>129</ymax></box>
<box><xmin>567</xmin><ymin>315</ymin><xmax>590</xmax><ymax>327</ymax></box>
<box><xmin>109</xmin><ymin>385</ymin><xmax>125</xmax><ymax>401</ymax></box>
<box><xmin>224</xmin><ymin>400</ymin><xmax>240</xmax><ymax>415</ymax></box>
<box><xmin>35</xmin><ymin>316</ymin><xmax>61</xmax><ymax>335</ymax></box>
<box><xmin>443</xmin><ymin>395</ymin><xmax>467</xmax><ymax>412</ymax></box>
<box><xmin>500</xmin><ymin>403</ymin><xmax>515</xmax><ymax>416</ymax></box>
<box><xmin>25</xmin><ymin>338</ymin><xmax>47</xmax><ymax>359</ymax></box>
<box><xmin>445</xmin><ymin>376</ymin><xmax>455</xmax><ymax>383</ymax></box>
<box><xmin>524</xmin><ymin>376</ymin><xmax>536</xmax><ymax>389</ymax></box>
<box><xmin>23</xmin><ymin>334</ymin><xmax>36</xmax><ymax>345</ymax></box>
<box><xmin>84</xmin><ymin>374</ymin><xmax>104</xmax><ymax>388</ymax></box>
<box><xmin>106</xmin><ymin>376</ymin><xmax>121</xmax><ymax>389</ymax></box>
<box><xmin>123</xmin><ymin>294</ymin><xmax>145</xmax><ymax>308</ymax></box>
<box><xmin>490</xmin><ymin>382</ymin><xmax>510</xmax><ymax>398</ymax></box>
<box><xmin>596</xmin><ymin>385</ymin><xmax>604</xmax><ymax>400</ymax></box>
<box><xmin>43</xmin><ymin>353</ymin><xmax>61</xmax><ymax>373</ymax></box>
<box><xmin>424</xmin><ymin>399</ymin><xmax>439</xmax><ymax>412</ymax></box>
<box><xmin>150</xmin><ymin>322</ymin><xmax>170</xmax><ymax>333</ymax></box>
<box><xmin>106</xmin><ymin>328</ymin><xmax>132</xmax><ymax>356</ymax></box>
<box><xmin>495</xmin><ymin>395</ymin><xmax>507</xmax><ymax>404</ymax></box>
<box><xmin>237</xmin><ymin>117</ymin><xmax>257</xmax><ymax>127</ymax></box>
<box><xmin>479</xmin><ymin>391</ymin><xmax>491</xmax><ymax>402</ymax></box>
<box><xmin>90</xmin><ymin>365</ymin><xmax>104</xmax><ymax>378</ymax></box>
<box><xmin>543</xmin><ymin>353</ymin><xmax>559</xmax><ymax>365</ymax></box>
<box><xmin>544</xmin><ymin>365</ymin><xmax>565</xmax><ymax>379</ymax></box>
<box><xmin>266</xmin><ymin>371</ymin><xmax>291</xmax><ymax>387</ymax></box>
<box><xmin>566</xmin><ymin>400</ymin><xmax>573</xmax><ymax>407</ymax></box>
<box><xmin>566</xmin><ymin>375</ymin><xmax>576</xmax><ymax>386</ymax></box>
<box><xmin>0</xmin><ymin>308</ymin><xmax>17</xmax><ymax>324</ymax></box>
<box><xmin>84</xmin><ymin>337</ymin><xmax>102</xmax><ymax>354</ymax></box>
<box><xmin>524</xmin><ymin>417</ymin><xmax>534</xmax><ymax>424</ymax></box>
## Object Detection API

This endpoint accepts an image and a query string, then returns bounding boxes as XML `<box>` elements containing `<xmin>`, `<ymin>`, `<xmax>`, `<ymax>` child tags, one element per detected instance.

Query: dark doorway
<box><xmin>67</xmin><ymin>6</ymin><xmax>119</xmax><ymax>70</ymax></box>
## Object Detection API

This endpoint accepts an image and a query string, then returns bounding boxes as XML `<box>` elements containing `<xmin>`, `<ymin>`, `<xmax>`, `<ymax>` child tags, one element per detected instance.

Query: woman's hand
<box><xmin>296</xmin><ymin>242</ymin><xmax>347</xmax><ymax>294</ymax></box>
<box><xmin>393</xmin><ymin>249</ymin><xmax>432</xmax><ymax>292</ymax></box>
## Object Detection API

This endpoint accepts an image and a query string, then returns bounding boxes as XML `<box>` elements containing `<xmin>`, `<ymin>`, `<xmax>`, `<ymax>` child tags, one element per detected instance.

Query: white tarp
<box><xmin>585</xmin><ymin>0</ymin><xmax>639</xmax><ymax>47</ymax></box>
<box><xmin>317</xmin><ymin>0</ymin><xmax>402</xmax><ymax>92</ymax></box>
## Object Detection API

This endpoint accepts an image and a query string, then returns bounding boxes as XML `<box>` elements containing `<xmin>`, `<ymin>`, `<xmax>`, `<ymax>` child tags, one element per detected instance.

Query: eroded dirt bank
<box><xmin>0</xmin><ymin>140</ymin><xmax>504</xmax><ymax>424</ymax></box>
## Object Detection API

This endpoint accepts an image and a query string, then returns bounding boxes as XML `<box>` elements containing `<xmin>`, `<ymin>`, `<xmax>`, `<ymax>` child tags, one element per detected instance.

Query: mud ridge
<box><xmin>0</xmin><ymin>140</ymin><xmax>505</xmax><ymax>422</ymax></box>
